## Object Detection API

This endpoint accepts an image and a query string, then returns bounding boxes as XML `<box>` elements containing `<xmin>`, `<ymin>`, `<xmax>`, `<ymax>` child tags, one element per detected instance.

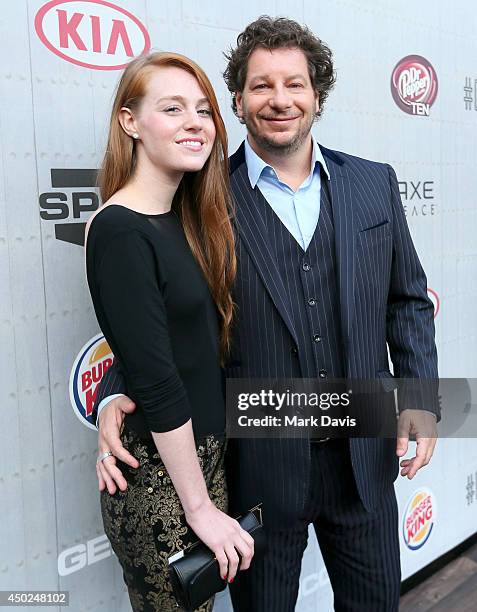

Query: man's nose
<box><xmin>269</xmin><ymin>88</ymin><xmax>293</xmax><ymax>110</ymax></box>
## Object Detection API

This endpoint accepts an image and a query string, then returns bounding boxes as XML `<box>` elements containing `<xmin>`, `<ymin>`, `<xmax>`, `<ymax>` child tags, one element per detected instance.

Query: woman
<box><xmin>85</xmin><ymin>52</ymin><xmax>254</xmax><ymax>612</ymax></box>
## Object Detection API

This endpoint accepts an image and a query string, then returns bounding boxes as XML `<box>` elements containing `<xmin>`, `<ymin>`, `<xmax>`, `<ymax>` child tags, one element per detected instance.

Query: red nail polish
<box><xmin>229</xmin><ymin>577</ymin><xmax>234</xmax><ymax>583</ymax></box>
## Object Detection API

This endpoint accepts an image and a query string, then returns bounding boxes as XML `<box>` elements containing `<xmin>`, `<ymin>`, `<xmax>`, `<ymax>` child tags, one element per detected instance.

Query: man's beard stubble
<box><xmin>242</xmin><ymin>110</ymin><xmax>316</xmax><ymax>156</ymax></box>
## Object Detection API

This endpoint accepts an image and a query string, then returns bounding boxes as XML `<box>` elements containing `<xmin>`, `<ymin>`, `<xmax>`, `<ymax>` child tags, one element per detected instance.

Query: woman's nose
<box><xmin>183</xmin><ymin>111</ymin><xmax>203</xmax><ymax>130</ymax></box>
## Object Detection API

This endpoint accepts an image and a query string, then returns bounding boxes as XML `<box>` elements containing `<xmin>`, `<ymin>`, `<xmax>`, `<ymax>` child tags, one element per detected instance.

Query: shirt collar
<box><xmin>244</xmin><ymin>136</ymin><xmax>331</xmax><ymax>189</ymax></box>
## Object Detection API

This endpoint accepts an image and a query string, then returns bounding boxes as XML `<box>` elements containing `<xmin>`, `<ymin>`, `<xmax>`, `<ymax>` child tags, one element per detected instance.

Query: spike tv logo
<box><xmin>39</xmin><ymin>168</ymin><xmax>100</xmax><ymax>246</ymax></box>
<box><xmin>69</xmin><ymin>334</ymin><xmax>114</xmax><ymax>429</ymax></box>
<box><xmin>35</xmin><ymin>0</ymin><xmax>150</xmax><ymax>70</ymax></box>
<box><xmin>391</xmin><ymin>55</ymin><xmax>438</xmax><ymax>116</ymax></box>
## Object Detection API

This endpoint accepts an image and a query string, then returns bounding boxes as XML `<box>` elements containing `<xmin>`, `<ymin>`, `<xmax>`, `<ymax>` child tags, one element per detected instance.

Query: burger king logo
<box><xmin>403</xmin><ymin>488</ymin><xmax>435</xmax><ymax>550</ymax></box>
<box><xmin>391</xmin><ymin>55</ymin><xmax>438</xmax><ymax>116</ymax></box>
<box><xmin>69</xmin><ymin>333</ymin><xmax>114</xmax><ymax>429</ymax></box>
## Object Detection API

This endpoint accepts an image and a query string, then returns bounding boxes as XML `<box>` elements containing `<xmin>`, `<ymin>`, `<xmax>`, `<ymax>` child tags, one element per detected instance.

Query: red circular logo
<box><xmin>35</xmin><ymin>0</ymin><xmax>151</xmax><ymax>70</ymax></box>
<box><xmin>391</xmin><ymin>55</ymin><xmax>438</xmax><ymax>116</ymax></box>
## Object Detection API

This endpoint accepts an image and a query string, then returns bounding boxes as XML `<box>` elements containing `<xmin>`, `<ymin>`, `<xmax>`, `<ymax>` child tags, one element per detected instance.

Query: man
<box><xmin>93</xmin><ymin>16</ymin><xmax>438</xmax><ymax>611</ymax></box>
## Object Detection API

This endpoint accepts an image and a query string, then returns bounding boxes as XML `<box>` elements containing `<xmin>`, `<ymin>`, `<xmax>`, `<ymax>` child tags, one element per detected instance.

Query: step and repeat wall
<box><xmin>1</xmin><ymin>1</ymin><xmax>476</xmax><ymax>610</ymax></box>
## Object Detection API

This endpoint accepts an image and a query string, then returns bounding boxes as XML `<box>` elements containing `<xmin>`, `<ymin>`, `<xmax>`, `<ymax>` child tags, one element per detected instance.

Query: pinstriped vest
<box><xmin>258</xmin><ymin>171</ymin><xmax>345</xmax><ymax>379</ymax></box>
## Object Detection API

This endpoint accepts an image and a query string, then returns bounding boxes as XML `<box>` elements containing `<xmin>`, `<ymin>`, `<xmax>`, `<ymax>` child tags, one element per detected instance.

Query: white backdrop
<box><xmin>1</xmin><ymin>1</ymin><xmax>477</xmax><ymax>610</ymax></box>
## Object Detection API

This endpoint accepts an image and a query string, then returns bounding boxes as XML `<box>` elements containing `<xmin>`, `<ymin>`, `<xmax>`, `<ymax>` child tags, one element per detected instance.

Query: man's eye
<box><xmin>289</xmin><ymin>83</ymin><xmax>304</xmax><ymax>88</ymax></box>
<box><xmin>253</xmin><ymin>84</ymin><xmax>268</xmax><ymax>90</ymax></box>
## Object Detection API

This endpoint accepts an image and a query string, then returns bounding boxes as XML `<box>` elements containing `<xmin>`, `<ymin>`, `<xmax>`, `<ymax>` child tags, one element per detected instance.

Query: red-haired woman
<box><xmin>85</xmin><ymin>52</ymin><xmax>254</xmax><ymax>612</ymax></box>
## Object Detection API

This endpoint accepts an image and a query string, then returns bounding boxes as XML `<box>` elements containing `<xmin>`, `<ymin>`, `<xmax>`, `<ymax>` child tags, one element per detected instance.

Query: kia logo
<box><xmin>35</xmin><ymin>0</ymin><xmax>151</xmax><ymax>70</ymax></box>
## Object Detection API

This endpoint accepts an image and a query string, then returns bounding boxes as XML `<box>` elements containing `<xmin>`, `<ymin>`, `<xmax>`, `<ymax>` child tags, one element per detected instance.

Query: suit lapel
<box><xmin>229</xmin><ymin>142</ymin><xmax>358</xmax><ymax>353</ymax></box>
<box><xmin>320</xmin><ymin>145</ymin><xmax>357</xmax><ymax>358</ymax></box>
<box><xmin>230</xmin><ymin>153</ymin><xmax>299</xmax><ymax>345</ymax></box>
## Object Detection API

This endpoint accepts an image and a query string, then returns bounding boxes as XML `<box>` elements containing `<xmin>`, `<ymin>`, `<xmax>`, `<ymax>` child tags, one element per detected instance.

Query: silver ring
<box><xmin>98</xmin><ymin>451</ymin><xmax>113</xmax><ymax>462</ymax></box>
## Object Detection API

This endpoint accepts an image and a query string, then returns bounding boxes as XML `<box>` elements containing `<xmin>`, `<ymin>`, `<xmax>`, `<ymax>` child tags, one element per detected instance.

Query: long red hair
<box><xmin>98</xmin><ymin>52</ymin><xmax>236</xmax><ymax>361</ymax></box>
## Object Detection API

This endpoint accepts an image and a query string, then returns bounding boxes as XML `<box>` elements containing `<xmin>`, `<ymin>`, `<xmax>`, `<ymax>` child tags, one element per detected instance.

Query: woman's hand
<box><xmin>96</xmin><ymin>395</ymin><xmax>139</xmax><ymax>494</ymax></box>
<box><xmin>150</xmin><ymin>421</ymin><xmax>254</xmax><ymax>582</ymax></box>
<box><xmin>185</xmin><ymin>499</ymin><xmax>255</xmax><ymax>583</ymax></box>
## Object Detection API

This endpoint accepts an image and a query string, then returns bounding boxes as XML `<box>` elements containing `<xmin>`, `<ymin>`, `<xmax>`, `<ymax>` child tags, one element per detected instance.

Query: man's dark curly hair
<box><xmin>223</xmin><ymin>15</ymin><xmax>336</xmax><ymax>119</ymax></box>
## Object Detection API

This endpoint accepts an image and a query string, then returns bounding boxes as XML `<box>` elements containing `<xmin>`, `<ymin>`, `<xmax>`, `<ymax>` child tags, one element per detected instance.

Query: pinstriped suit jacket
<box><xmin>94</xmin><ymin>141</ymin><xmax>438</xmax><ymax>525</ymax></box>
<box><xmin>223</xmin><ymin>142</ymin><xmax>438</xmax><ymax>524</ymax></box>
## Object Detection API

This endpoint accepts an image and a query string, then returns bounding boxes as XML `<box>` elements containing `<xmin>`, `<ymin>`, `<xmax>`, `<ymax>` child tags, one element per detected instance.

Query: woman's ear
<box><xmin>118</xmin><ymin>107</ymin><xmax>139</xmax><ymax>139</ymax></box>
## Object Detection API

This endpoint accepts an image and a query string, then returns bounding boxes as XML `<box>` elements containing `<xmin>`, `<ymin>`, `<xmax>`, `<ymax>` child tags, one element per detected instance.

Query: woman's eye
<box><xmin>165</xmin><ymin>106</ymin><xmax>181</xmax><ymax>112</ymax></box>
<box><xmin>198</xmin><ymin>109</ymin><xmax>212</xmax><ymax>116</ymax></box>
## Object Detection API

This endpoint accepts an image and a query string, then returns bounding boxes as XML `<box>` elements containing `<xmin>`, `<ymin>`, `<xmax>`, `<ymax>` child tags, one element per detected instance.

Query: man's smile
<box><xmin>261</xmin><ymin>115</ymin><xmax>301</xmax><ymax>124</ymax></box>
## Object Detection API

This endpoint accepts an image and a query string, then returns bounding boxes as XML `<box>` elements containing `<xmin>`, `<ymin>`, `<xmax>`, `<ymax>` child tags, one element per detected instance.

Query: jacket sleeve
<box><xmin>91</xmin><ymin>360</ymin><xmax>127</xmax><ymax>428</ymax></box>
<box><xmin>385</xmin><ymin>164</ymin><xmax>440</xmax><ymax>420</ymax></box>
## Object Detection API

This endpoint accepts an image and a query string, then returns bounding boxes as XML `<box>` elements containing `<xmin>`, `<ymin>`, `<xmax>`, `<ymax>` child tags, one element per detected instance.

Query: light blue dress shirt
<box><xmin>244</xmin><ymin>137</ymin><xmax>330</xmax><ymax>251</ymax></box>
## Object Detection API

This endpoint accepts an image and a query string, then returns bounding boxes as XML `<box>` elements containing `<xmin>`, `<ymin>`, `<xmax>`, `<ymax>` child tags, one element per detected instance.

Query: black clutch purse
<box><xmin>168</xmin><ymin>504</ymin><xmax>265</xmax><ymax>611</ymax></box>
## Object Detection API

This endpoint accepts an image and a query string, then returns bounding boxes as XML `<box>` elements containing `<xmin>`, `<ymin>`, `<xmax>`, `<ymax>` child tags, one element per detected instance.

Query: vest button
<box><xmin>302</xmin><ymin>262</ymin><xmax>311</xmax><ymax>271</ymax></box>
<box><xmin>313</xmin><ymin>334</ymin><xmax>322</xmax><ymax>343</ymax></box>
<box><xmin>319</xmin><ymin>369</ymin><xmax>327</xmax><ymax>378</ymax></box>
<box><xmin>308</xmin><ymin>298</ymin><xmax>316</xmax><ymax>307</ymax></box>
<box><xmin>291</xmin><ymin>347</ymin><xmax>298</xmax><ymax>355</ymax></box>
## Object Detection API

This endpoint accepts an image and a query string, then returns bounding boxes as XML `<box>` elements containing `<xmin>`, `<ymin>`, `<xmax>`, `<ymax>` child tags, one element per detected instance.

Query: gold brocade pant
<box><xmin>100</xmin><ymin>428</ymin><xmax>228</xmax><ymax>612</ymax></box>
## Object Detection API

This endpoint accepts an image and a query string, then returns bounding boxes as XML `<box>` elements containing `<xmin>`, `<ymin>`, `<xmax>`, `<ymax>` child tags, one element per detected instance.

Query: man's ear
<box><xmin>118</xmin><ymin>107</ymin><xmax>138</xmax><ymax>138</ymax></box>
<box><xmin>235</xmin><ymin>92</ymin><xmax>244</xmax><ymax>119</ymax></box>
<box><xmin>315</xmin><ymin>91</ymin><xmax>320</xmax><ymax>116</ymax></box>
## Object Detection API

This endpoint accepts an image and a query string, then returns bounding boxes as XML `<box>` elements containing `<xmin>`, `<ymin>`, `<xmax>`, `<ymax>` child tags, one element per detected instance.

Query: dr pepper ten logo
<box><xmin>391</xmin><ymin>55</ymin><xmax>438</xmax><ymax>116</ymax></box>
<box><xmin>35</xmin><ymin>0</ymin><xmax>150</xmax><ymax>70</ymax></box>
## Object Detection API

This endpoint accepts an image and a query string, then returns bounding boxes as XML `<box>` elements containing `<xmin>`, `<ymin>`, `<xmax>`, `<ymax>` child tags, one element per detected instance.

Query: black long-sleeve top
<box><xmin>86</xmin><ymin>205</ymin><xmax>225</xmax><ymax>439</ymax></box>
